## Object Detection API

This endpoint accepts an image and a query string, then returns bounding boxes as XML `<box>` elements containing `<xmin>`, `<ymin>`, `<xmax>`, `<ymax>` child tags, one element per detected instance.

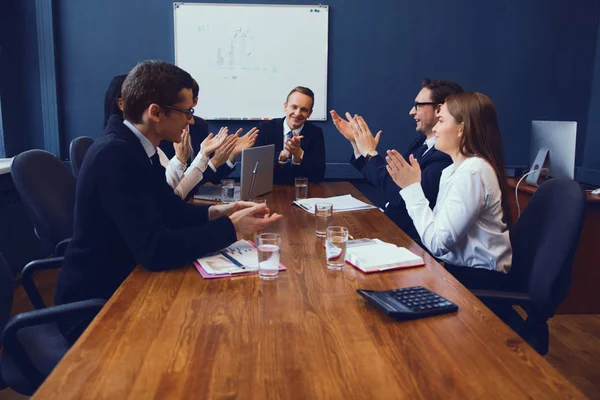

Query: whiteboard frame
<box><xmin>173</xmin><ymin>2</ymin><xmax>329</xmax><ymax>121</ymax></box>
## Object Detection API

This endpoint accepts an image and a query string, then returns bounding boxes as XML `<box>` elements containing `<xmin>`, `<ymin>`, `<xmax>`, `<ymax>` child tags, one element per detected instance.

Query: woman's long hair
<box><xmin>445</xmin><ymin>92</ymin><xmax>512</xmax><ymax>228</ymax></box>
<box><xmin>103</xmin><ymin>74</ymin><xmax>127</xmax><ymax>127</ymax></box>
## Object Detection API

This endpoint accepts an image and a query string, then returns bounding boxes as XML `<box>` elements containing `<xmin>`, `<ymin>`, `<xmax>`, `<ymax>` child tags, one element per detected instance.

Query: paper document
<box><xmin>345</xmin><ymin>239</ymin><xmax>424</xmax><ymax>273</ymax></box>
<box><xmin>294</xmin><ymin>195</ymin><xmax>376</xmax><ymax>214</ymax></box>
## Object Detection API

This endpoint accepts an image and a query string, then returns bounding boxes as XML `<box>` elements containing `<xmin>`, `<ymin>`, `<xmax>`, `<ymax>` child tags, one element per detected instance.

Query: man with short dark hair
<box><xmin>331</xmin><ymin>79</ymin><xmax>463</xmax><ymax>241</ymax></box>
<box><xmin>56</xmin><ymin>60</ymin><xmax>281</xmax><ymax>342</ymax></box>
<box><xmin>255</xmin><ymin>86</ymin><xmax>325</xmax><ymax>184</ymax></box>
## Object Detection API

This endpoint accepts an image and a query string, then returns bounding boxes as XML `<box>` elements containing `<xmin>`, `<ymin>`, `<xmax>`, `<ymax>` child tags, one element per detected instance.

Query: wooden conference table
<box><xmin>33</xmin><ymin>182</ymin><xmax>583</xmax><ymax>399</ymax></box>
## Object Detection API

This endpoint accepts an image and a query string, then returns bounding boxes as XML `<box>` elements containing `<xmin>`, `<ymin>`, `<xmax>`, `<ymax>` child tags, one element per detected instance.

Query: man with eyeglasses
<box><xmin>55</xmin><ymin>60</ymin><xmax>282</xmax><ymax>343</ymax></box>
<box><xmin>330</xmin><ymin>78</ymin><xmax>463</xmax><ymax>242</ymax></box>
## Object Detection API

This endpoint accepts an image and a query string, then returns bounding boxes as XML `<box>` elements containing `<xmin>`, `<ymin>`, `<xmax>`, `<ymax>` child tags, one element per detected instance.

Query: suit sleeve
<box><xmin>95</xmin><ymin>145</ymin><xmax>237</xmax><ymax>272</ymax></box>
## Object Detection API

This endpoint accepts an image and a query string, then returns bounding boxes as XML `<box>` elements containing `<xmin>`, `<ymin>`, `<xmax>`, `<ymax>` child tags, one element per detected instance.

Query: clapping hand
<box><xmin>201</xmin><ymin>127</ymin><xmax>228</xmax><ymax>157</ymax></box>
<box><xmin>280</xmin><ymin>131</ymin><xmax>304</xmax><ymax>162</ymax></box>
<box><xmin>351</xmin><ymin>115</ymin><xmax>382</xmax><ymax>158</ymax></box>
<box><xmin>229</xmin><ymin>127</ymin><xmax>259</xmax><ymax>162</ymax></box>
<box><xmin>385</xmin><ymin>150</ymin><xmax>421</xmax><ymax>189</ymax></box>
<box><xmin>174</xmin><ymin>126</ymin><xmax>192</xmax><ymax>164</ymax></box>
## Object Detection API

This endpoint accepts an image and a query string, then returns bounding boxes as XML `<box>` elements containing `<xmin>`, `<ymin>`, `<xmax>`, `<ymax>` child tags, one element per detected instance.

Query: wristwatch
<box><xmin>364</xmin><ymin>149</ymin><xmax>378</xmax><ymax>163</ymax></box>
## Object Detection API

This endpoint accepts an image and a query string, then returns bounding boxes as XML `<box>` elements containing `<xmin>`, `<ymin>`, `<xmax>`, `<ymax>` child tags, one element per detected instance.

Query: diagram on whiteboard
<box><xmin>217</xmin><ymin>28</ymin><xmax>252</xmax><ymax>69</ymax></box>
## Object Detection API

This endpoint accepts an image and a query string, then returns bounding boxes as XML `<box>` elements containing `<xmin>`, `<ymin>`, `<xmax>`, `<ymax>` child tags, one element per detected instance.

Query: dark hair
<box><xmin>192</xmin><ymin>79</ymin><xmax>199</xmax><ymax>100</ymax></box>
<box><xmin>445</xmin><ymin>92</ymin><xmax>511</xmax><ymax>228</ymax></box>
<box><xmin>121</xmin><ymin>60</ymin><xmax>194</xmax><ymax>124</ymax></box>
<box><xmin>286</xmin><ymin>86</ymin><xmax>315</xmax><ymax>110</ymax></box>
<box><xmin>103</xmin><ymin>74</ymin><xmax>127</xmax><ymax>127</ymax></box>
<box><xmin>422</xmin><ymin>78</ymin><xmax>464</xmax><ymax>104</ymax></box>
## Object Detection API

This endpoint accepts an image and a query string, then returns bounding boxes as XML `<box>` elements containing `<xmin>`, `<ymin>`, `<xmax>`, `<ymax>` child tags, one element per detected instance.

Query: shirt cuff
<box><xmin>208</xmin><ymin>160</ymin><xmax>217</xmax><ymax>173</ymax></box>
<box><xmin>354</xmin><ymin>153</ymin><xmax>362</xmax><ymax>160</ymax></box>
<box><xmin>190</xmin><ymin>153</ymin><xmax>209</xmax><ymax>171</ymax></box>
<box><xmin>292</xmin><ymin>149</ymin><xmax>304</xmax><ymax>165</ymax></box>
<box><xmin>226</xmin><ymin>159</ymin><xmax>236</xmax><ymax>169</ymax></box>
<box><xmin>399</xmin><ymin>182</ymin><xmax>426</xmax><ymax>206</ymax></box>
<box><xmin>169</xmin><ymin>156</ymin><xmax>187</xmax><ymax>173</ymax></box>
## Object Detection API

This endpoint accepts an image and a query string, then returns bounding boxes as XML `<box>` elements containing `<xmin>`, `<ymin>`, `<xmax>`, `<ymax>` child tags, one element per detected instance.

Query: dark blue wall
<box><xmin>0</xmin><ymin>0</ymin><xmax>44</xmax><ymax>156</ymax></box>
<box><xmin>582</xmin><ymin>22</ymin><xmax>600</xmax><ymax>185</ymax></box>
<box><xmin>4</xmin><ymin>0</ymin><xmax>600</xmax><ymax>179</ymax></box>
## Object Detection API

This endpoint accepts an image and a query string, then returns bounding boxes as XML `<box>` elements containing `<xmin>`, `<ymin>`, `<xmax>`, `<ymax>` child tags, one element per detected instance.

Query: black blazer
<box><xmin>351</xmin><ymin>134</ymin><xmax>451</xmax><ymax>241</ymax></box>
<box><xmin>56</xmin><ymin>114</ymin><xmax>237</xmax><ymax>306</ymax></box>
<box><xmin>255</xmin><ymin>118</ymin><xmax>325</xmax><ymax>184</ymax></box>
<box><xmin>159</xmin><ymin>116</ymin><xmax>234</xmax><ymax>189</ymax></box>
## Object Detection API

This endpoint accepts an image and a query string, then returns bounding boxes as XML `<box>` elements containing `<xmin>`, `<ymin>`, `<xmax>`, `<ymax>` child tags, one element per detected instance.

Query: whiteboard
<box><xmin>174</xmin><ymin>3</ymin><xmax>329</xmax><ymax>120</ymax></box>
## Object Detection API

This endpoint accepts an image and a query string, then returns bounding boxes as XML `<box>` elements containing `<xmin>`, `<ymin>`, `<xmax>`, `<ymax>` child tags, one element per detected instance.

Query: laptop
<box><xmin>240</xmin><ymin>144</ymin><xmax>274</xmax><ymax>200</ymax></box>
<box><xmin>193</xmin><ymin>144</ymin><xmax>274</xmax><ymax>202</ymax></box>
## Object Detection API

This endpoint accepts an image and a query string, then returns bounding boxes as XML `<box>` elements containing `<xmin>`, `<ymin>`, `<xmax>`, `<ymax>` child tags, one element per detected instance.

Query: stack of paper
<box><xmin>345</xmin><ymin>239</ymin><xmax>424</xmax><ymax>273</ymax></box>
<box><xmin>294</xmin><ymin>194</ymin><xmax>376</xmax><ymax>214</ymax></box>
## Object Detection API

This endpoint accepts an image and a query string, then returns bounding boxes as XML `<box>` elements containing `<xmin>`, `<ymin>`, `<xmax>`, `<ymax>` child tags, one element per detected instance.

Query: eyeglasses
<box><xmin>161</xmin><ymin>104</ymin><xmax>195</xmax><ymax>119</ymax></box>
<box><xmin>413</xmin><ymin>101</ymin><xmax>437</xmax><ymax>110</ymax></box>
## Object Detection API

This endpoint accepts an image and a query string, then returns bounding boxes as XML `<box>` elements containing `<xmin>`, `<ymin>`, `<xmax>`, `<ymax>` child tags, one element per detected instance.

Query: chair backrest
<box><xmin>11</xmin><ymin>150</ymin><xmax>76</xmax><ymax>247</ymax></box>
<box><xmin>69</xmin><ymin>136</ymin><xmax>95</xmax><ymax>178</ymax></box>
<box><xmin>509</xmin><ymin>178</ymin><xmax>586</xmax><ymax>318</ymax></box>
<box><xmin>0</xmin><ymin>252</ymin><xmax>14</xmax><ymax>339</ymax></box>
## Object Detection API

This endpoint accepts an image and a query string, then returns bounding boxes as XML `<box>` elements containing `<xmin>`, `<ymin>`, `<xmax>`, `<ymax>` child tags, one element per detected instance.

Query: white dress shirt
<box><xmin>400</xmin><ymin>156</ymin><xmax>512</xmax><ymax>273</ymax></box>
<box><xmin>281</xmin><ymin>118</ymin><xmax>304</xmax><ymax>165</ymax></box>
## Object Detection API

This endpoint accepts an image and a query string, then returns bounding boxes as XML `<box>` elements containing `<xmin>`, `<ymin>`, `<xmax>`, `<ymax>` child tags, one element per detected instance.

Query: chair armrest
<box><xmin>20</xmin><ymin>257</ymin><xmax>64</xmax><ymax>309</ymax></box>
<box><xmin>472</xmin><ymin>289</ymin><xmax>534</xmax><ymax>307</ymax></box>
<box><xmin>55</xmin><ymin>238</ymin><xmax>71</xmax><ymax>256</ymax></box>
<box><xmin>1</xmin><ymin>299</ymin><xmax>105</xmax><ymax>387</ymax></box>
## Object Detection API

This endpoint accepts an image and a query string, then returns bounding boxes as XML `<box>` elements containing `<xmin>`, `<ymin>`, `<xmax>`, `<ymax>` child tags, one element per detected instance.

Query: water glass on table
<box><xmin>221</xmin><ymin>179</ymin><xmax>235</xmax><ymax>203</ymax></box>
<box><xmin>295</xmin><ymin>177</ymin><xmax>308</xmax><ymax>200</ymax></box>
<box><xmin>326</xmin><ymin>226</ymin><xmax>348</xmax><ymax>270</ymax></box>
<box><xmin>315</xmin><ymin>202</ymin><xmax>333</xmax><ymax>237</ymax></box>
<box><xmin>257</xmin><ymin>233</ymin><xmax>281</xmax><ymax>280</ymax></box>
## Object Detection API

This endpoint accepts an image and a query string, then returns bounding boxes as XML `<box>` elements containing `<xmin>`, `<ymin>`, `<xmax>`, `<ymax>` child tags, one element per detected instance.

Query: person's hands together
<box><xmin>385</xmin><ymin>150</ymin><xmax>421</xmax><ymax>189</ymax></box>
<box><xmin>229</xmin><ymin>203</ymin><xmax>282</xmax><ymax>235</ymax></box>
<box><xmin>208</xmin><ymin>201</ymin><xmax>256</xmax><ymax>220</ymax></box>
<box><xmin>211</xmin><ymin>131</ymin><xmax>239</xmax><ymax>168</ymax></box>
<box><xmin>201</xmin><ymin>127</ymin><xmax>228</xmax><ymax>156</ymax></box>
<box><xmin>280</xmin><ymin>131</ymin><xmax>304</xmax><ymax>162</ymax></box>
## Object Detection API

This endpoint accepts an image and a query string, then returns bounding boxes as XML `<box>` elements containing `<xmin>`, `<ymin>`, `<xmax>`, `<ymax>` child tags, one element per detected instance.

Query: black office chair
<box><xmin>69</xmin><ymin>136</ymin><xmax>94</xmax><ymax>178</ymax></box>
<box><xmin>0</xmin><ymin>252</ymin><xmax>104</xmax><ymax>395</ymax></box>
<box><xmin>473</xmin><ymin>178</ymin><xmax>586</xmax><ymax>355</ymax></box>
<box><xmin>11</xmin><ymin>150</ymin><xmax>76</xmax><ymax>256</ymax></box>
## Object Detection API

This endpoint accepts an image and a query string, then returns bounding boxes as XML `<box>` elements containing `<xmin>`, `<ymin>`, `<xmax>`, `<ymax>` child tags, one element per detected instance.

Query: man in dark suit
<box><xmin>56</xmin><ymin>60</ymin><xmax>281</xmax><ymax>343</ymax></box>
<box><xmin>255</xmin><ymin>86</ymin><xmax>325</xmax><ymax>184</ymax></box>
<box><xmin>330</xmin><ymin>79</ymin><xmax>463</xmax><ymax>241</ymax></box>
<box><xmin>159</xmin><ymin>79</ymin><xmax>242</xmax><ymax>186</ymax></box>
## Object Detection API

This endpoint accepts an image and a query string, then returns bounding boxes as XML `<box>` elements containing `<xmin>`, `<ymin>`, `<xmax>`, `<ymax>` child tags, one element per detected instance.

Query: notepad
<box><xmin>345</xmin><ymin>239</ymin><xmax>424</xmax><ymax>273</ymax></box>
<box><xmin>194</xmin><ymin>240</ymin><xmax>286</xmax><ymax>279</ymax></box>
<box><xmin>294</xmin><ymin>194</ymin><xmax>377</xmax><ymax>214</ymax></box>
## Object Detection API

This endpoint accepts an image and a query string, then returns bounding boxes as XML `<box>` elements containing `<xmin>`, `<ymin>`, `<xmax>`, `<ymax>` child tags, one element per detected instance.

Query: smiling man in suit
<box><xmin>330</xmin><ymin>79</ymin><xmax>463</xmax><ymax>242</ymax></box>
<box><xmin>255</xmin><ymin>86</ymin><xmax>325</xmax><ymax>184</ymax></box>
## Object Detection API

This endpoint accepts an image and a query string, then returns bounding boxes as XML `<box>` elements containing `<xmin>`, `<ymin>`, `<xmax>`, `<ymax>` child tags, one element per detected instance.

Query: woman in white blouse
<box><xmin>380</xmin><ymin>92</ymin><xmax>512</xmax><ymax>289</ymax></box>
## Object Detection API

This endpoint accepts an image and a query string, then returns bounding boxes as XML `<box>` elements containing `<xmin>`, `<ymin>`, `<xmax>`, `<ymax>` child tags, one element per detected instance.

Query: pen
<box><xmin>220</xmin><ymin>251</ymin><xmax>245</xmax><ymax>269</ymax></box>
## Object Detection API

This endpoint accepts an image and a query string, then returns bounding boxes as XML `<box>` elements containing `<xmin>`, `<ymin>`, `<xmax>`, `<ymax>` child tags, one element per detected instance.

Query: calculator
<box><xmin>357</xmin><ymin>286</ymin><xmax>458</xmax><ymax>320</ymax></box>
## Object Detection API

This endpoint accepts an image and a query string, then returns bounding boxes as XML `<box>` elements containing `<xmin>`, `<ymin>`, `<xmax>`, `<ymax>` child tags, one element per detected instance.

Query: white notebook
<box><xmin>345</xmin><ymin>239</ymin><xmax>424</xmax><ymax>273</ymax></box>
<box><xmin>294</xmin><ymin>194</ymin><xmax>376</xmax><ymax>214</ymax></box>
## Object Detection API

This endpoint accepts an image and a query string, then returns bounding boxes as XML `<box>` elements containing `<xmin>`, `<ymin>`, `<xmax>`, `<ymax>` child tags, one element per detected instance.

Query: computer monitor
<box><xmin>526</xmin><ymin>121</ymin><xmax>577</xmax><ymax>186</ymax></box>
<box><xmin>240</xmin><ymin>144</ymin><xmax>275</xmax><ymax>200</ymax></box>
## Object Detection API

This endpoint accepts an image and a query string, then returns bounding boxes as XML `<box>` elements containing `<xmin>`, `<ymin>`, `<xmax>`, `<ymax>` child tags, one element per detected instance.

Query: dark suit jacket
<box><xmin>351</xmin><ymin>134</ymin><xmax>451</xmax><ymax>241</ymax></box>
<box><xmin>56</xmin><ymin>114</ymin><xmax>237</xmax><ymax>308</ymax></box>
<box><xmin>256</xmin><ymin>118</ymin><xmax>325</xmax><ymax>184</ymax></box>
<box><xmin>159</xmin><ymin>116</ymin><xmax>234</xmax><ymax>190</ymax></box>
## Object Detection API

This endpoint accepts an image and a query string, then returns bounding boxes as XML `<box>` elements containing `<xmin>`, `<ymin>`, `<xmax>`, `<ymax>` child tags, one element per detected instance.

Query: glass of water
<box><xmin>294</xmin><ymin>177</ymin><xmax>308</xmax><ymax>200</ymax></box>
<box><xmin>326</xmin><ymin>226</ymin><xmax>348</xmax><ymax>270</ymax></box>
<box><xmin>221</xmin><ymin>179</ymin><xmax>235</xmax><ymax>203</ymax></box>
<box><xmin>257</xmin><ymin>233</ymin><xmax>281</xmax><ymax>280</ymax></box>
<box><xmin>315</xmin><ymin>202</ymin><xmax>333</xmax><ymax>237</ymax></box>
